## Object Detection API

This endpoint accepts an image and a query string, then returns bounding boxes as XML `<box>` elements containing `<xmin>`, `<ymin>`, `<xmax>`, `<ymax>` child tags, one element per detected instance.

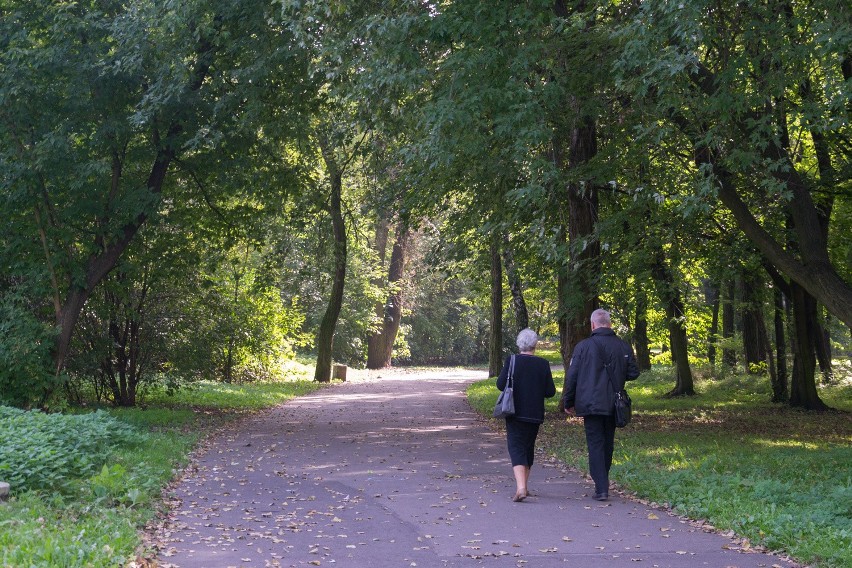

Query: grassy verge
<box><xmin>0</xmin><ymin>375</ymin><xmax>326</xmax><ymax>567</ymax></box>
<box><xmin>468</xmin><ymin>366</ymin><xmax>852</xmax><ymax>568</ymax></box>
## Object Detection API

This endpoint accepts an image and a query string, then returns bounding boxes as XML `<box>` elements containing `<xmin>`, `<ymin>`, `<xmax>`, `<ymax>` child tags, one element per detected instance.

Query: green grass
<box><xmin>534</xmin><ymin>344</ymin><xmax>563</xmax><ymax>365</ymax></box>
<box><xmin>0</xmin><ymin>375</ymin><xmax>325</xmax><ymax>567</ymax></box>
<box><xmin>469</xmin><ymin>366</ymin><xmax>852</xmax><ymax>568</ymax></box>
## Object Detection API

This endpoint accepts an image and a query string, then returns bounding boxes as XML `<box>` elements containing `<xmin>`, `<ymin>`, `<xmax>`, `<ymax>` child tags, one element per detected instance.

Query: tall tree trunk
<box><xmin>366</xmin><ymin>221</ymin><xmax>410</xmax><ymax>369</ymax></box>
<box><xmin>652</xmin><ymin>252</ymin><xmax>695</xmax><ymax>396</ymax></box>
<box><xmin>314</xmin><ymin>145</ymin><xmax>347</xmax><ymax>383</ymax></box>
<box><xmin>772</xmin><ymin>287</ymin><xmax>789</xmax><ymax>402</ymax></box>
<box><xmin>758</xmin><ymin>307</ymin><xmax>777</xmax><ymax>390</ymax></box>
<box><xmin>788</xmin><ymin>282</ymin><xmax>829</xmax><ymax>410</ymax></box>
<box><xmin>555</xmin><ymin>119</ymin><xmax>600</xmax><ymax>368</ymax></box>
<box><xmin>224</xmin><ymin>265</ymin><xmax>242</xmax><ymax>384</ymax></box>
<box><xmin>634</xmin><ymin>288</ymin><xmax>652</xmax><ymax>371</ymax></box>
<box><xmin>366</xmin><ymin>217</ymin><xmax>391</xmax><ymax>368</ymax></box>
<box><xmin>721</xmin><ymin>278</ymin><xmax>737</xmax><ymax>368</ymax></box>
<box><xmin>488</xmin><ymin>230</ymin><xmax>503</xmax><ymax>378</ymax></box>
<box><xmin>705</xmin><ymin>279</ymin><xmax>720</xmax><ymax>368</ymax></box>
<box><xmin>502</xmin><ymin>233</ymin><xmax>529</xmax><ymax>333</ymax></box>
<box><xmin>814</xmin><ymin>315</ymin><xmax>833</xmax><ymax>383</ymax></box>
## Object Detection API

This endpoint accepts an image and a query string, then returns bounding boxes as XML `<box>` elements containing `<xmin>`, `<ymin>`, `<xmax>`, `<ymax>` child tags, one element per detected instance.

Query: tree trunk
<box><xmin>502</xmin><ymin>233</ymin><xmax>529</xmax><ymax>333</ymax></box>
<box><xmin>652</xmin><ymin>252</ymin><xmax>695</xmax><ymax>396</ymax></box>
<box><xmin>705</xmin><ymin>279</ymin><xmax>720</xmax><ymax>368</ymax></box>
<box><xmin>814</xmin><ymin>315</ymin><xmax>833</xmax><ymax>383</ymax></box>
<box><xmin>366</xmin><ymin>221</ymin><xmax>410</xmax><ymax>369</ymax></box>
<box><xmin>772</xmin><ymin>287</ymin><xmax>789</xmax><ymax>402</ymax></box>
<box><xmin>366</xmin><ymin>217</ymin><xmax>391</xmax><ymax>368</ymax></box>
<box><xmin>758</xmin><ymin>306</ymin><xmax>777</xmax><ymax>391</ymax></box>
<box><xmin>314</xmin><ymin>145</ymin><xmax>347</xmax><ymax>383</ymax></box>
<box><xmin>488</xmin><ymin>230</ymin><xmax>503</xmax><ymax>378</ymax></box>
<box><xmin>788</xmin><ymin>282</ymin><xmax>829</xmax><ymax>410</ymax></box>
<box><xmin>555</xmin><ymin>121</ymin><xmax>600</xmax><ymax>368</ymax></box>
<box><xmin>634</xmin><ymin>288</ymin><xmax>652</xmax><ymax>371</ymax></box>
<box><xmin>721</xmin><ymin>279</ymin><xmax>737</xmax><ymax>369</ymax></box>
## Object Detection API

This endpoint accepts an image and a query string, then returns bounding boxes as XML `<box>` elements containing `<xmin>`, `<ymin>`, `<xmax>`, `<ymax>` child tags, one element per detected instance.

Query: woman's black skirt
<box><xmin>505</xmin><ymin>418</ymin><xmax>541</xmax><ymax>467</ymax></box>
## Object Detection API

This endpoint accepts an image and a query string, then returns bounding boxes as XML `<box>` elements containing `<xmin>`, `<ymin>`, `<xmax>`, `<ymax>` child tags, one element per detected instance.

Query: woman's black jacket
<box><xmin>560</xmin><ymin>328</ymin><xmax>640</xmax><ymax>416</ymax></box>
<box><xmin>496</xmin><ymin>354</ymin><xmax>556</xmax><ymax>423</ymax></box>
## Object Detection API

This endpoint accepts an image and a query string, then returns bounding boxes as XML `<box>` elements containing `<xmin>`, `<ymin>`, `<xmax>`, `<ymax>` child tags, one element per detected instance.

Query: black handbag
<box><xmin>612</xmin><ymin>388</ymin><xmax>632</xmax><ymax>428</ymax></box>
<box><xmin>592</xmin><ymin>338</ymin><xmax>632</xmax><ymax>428</ymax></box>
<box><xmin>493</xmin><ymin>355</ymin><xmax>516</xmax><ymax>418</ymax></box>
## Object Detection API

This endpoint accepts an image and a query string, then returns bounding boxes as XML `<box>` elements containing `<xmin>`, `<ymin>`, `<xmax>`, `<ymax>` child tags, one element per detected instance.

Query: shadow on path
<box><xmin>152</xmin><ymin>369</ymin><xmax>798</xmax><ymax>568</ymax></box>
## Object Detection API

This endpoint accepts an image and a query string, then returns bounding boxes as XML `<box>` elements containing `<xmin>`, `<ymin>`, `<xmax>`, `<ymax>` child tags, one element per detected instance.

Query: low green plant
<box><xmin>0</xmin><ymin>377</ymin><xmax>326</xmax><ymax>567</ymax></box>
<box><xmin>89</xmin><ymin>463</ymin><xmax>143</xmax><ymax>507</ymax></box>
<box><xmin>0</xmin><ymin>407</ymin><xmax>147</xmax><ymax>492</ymax></box>
<box><xmin>469</xmin><ymin>368</ymin><xmax>852</xmax><ymax>568</ymax></box>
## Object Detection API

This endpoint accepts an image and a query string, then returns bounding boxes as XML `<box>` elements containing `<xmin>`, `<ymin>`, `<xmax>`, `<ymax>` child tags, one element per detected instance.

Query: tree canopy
<box><xmin>1</xmin><ymin>0</ymin><xmax>849</xmax><ymax>410</ymax></box>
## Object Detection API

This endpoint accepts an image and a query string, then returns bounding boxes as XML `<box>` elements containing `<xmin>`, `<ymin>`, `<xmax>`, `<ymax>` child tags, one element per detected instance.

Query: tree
<box><xmin>0</xmin><ymin>0</ymin><xmax>312</xmax><ymax>405</ymax></box>
<box><xmin>367</xmin><ymin>218</ymin><xmax>411</xmax><ymax>369</ymax></box>
<box><xmin>614</xmin><ymin>0</ymin><xmax>852</xmax><ymax>328</ymax></box>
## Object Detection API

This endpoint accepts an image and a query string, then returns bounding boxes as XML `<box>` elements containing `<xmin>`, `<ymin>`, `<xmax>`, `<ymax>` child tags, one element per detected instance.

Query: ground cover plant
<box><xmin>468</xmin><ymin>366</ymin><xmax>852</xmax><ymax>568</ymax></box>
<box><xmin>0</xmin><ymin>376</ymin><xmax>325</xmax><ymax>567</ymax></box>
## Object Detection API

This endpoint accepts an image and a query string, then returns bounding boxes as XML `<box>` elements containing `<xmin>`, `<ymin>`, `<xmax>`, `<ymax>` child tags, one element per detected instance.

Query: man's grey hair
<box><xmin>590</xmin><ymin>308</ymin><xmax>612</xmax><ymax>327</ymax></box>
<box><xmin>516</xmin><ymin>328</ymin><xmax>539</xmax><ymax>352</ymax></box>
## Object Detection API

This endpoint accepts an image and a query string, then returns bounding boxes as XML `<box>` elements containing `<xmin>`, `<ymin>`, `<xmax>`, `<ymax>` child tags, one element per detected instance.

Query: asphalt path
<box><xmin>153</xmin><ymin>368</ymin><xmax>799</xmax><ymax>568</ymax></box>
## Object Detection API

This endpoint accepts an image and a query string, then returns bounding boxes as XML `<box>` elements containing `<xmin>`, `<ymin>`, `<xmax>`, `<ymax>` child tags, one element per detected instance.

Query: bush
<box><xmin>0</xmin><ymin>407</ymin><xmax>147</xmax><ymax>493</ymax></box>
<box><xmin>0</xmin><ymin>293</ymin><xmax>57</xmax><ymax>408</ymax></box>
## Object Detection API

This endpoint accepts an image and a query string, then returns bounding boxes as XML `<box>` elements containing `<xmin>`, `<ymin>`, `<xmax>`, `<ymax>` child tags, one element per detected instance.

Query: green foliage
<box><xmin>0</xmin><ymin>377</ymin><xmax>325</xmax><ymax>566</ymax></box>
<box><xmin>404</xmin><ymin>269</ymin><xmax>489</xmax><ymax>366</ymax></box>
<box><xmin>0</xmin><ymin>492</ymin><xmax>141</xmax><ymax>568</ymax></box>
<box><xmin>0</xmin><ymin>407</ymin><xmax>146</xmax><ymax>493</ymax></box>
<box><xmin>0</xmin><ymin>293</ymin><xmax>56</xmax><ymax>407</ymax></box>
<box><xmin>89</xmin><ymin>464</ymin><xmax>142</xmax><ymax>507</ymax></box>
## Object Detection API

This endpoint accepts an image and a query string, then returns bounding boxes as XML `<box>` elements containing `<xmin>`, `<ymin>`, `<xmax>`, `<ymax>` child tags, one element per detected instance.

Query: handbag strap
<box><xmin>507</xmin><ymin>355</ymin><xmax>515</xmax><ymax>388</ymax></box>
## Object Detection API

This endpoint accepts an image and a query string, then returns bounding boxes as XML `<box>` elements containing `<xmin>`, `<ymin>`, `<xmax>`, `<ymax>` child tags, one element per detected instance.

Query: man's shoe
<box><xmin>592</xmin><ymin>492</ymin><xmax>608</xmax><ymax>501</ymax></box>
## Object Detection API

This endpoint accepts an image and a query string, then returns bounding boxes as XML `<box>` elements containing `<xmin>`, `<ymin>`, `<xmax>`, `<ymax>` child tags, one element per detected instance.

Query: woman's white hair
<box><xmin>516</xmin><ymin>328</ymin><xmax>539</xmax><ymax>352</ymax></box>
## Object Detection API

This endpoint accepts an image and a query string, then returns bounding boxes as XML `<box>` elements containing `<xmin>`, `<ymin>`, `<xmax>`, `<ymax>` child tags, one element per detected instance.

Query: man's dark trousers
<box><xmin>584</xmin><ymin>414</ymin><xmax>616</xmax><ymax>494</ymax></box>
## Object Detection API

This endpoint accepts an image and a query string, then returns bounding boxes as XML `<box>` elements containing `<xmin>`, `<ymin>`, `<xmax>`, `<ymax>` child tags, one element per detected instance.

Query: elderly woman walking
<box><xmin>496</xmin><ymin>328</ymin><xmax>556</xmax><ymax>502</ymax></box>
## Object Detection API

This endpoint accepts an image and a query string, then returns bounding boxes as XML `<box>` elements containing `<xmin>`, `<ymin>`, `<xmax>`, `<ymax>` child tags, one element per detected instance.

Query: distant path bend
<box><xmin>153</xmin><ymin>367</ymin><xmax>799</xmax><ymax>568</ymax></box>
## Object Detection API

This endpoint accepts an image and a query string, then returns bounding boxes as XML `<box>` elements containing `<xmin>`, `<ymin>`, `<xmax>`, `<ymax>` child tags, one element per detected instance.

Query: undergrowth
<box><xmin>0</xmin><ymin>375</ymin><xmax>324</xmax><ymax>567</ymax></box>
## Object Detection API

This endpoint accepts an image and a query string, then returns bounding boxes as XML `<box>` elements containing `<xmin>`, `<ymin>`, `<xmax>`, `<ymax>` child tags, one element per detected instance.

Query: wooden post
<box><xmin>332</xmin><ymin>364</ymin><xmax>347</xmax><ymax>382</ymax></box>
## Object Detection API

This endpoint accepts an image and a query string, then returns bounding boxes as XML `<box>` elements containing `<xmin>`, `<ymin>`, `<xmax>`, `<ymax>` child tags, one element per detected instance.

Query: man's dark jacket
<box><xmin>560</xmin><ymin>328</ymin><xmax>640</xmax><ymax>416</ymax></box>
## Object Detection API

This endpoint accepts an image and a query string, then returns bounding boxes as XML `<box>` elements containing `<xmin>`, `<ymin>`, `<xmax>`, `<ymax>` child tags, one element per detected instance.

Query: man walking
<box><xmin>561</xmin><ymin>309</ymin><xmax>640</xmax><ymax>501</ymax></box>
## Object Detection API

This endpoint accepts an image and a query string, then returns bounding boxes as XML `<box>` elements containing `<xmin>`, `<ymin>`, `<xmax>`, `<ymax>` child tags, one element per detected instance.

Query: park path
<box><xmin>152</xmin><ymin>368</ymin><xmax>799</xmax><ymax>568</ymax></box>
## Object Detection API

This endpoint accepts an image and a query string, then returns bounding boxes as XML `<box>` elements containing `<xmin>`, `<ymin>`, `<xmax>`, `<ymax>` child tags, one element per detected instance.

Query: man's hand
<box><xmin>564</xmin><ymin>406</ymin><xmax>575</xmax><ymax>416</ymax></box>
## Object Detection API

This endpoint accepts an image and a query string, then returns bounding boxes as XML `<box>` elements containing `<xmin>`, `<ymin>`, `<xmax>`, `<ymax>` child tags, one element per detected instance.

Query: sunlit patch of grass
<box><xmin>751</xmin><ymin>439</ymin><xmax>823</xmax><ymax>450</ymax></box>
<box><xmin>535</xmin><ymin>346</ymin><xmax>563</xmax><ymax>365</ymax></box>
<box><xmin>142</xmin><ymin>379</ymin><xmax>324</xmax><ymax>410</ymax></box>
<box><xmin>468</xmin><ymin>366</ymin><xmax>852</xmax><ymax>568</ymax></box>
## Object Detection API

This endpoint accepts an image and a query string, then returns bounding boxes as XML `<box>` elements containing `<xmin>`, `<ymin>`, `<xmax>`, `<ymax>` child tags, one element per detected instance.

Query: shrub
<box><xmin>0</xmin><ymin>407</ymin><xmax>147</xmax><ymax>493</ymax></box>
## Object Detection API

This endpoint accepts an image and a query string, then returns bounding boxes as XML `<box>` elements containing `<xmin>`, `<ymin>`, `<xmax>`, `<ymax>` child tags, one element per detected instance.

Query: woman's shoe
<box><xmin>512</xmin><ymin>491</ymin><xmax>526</xmax><ymax>502</ymax></box>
